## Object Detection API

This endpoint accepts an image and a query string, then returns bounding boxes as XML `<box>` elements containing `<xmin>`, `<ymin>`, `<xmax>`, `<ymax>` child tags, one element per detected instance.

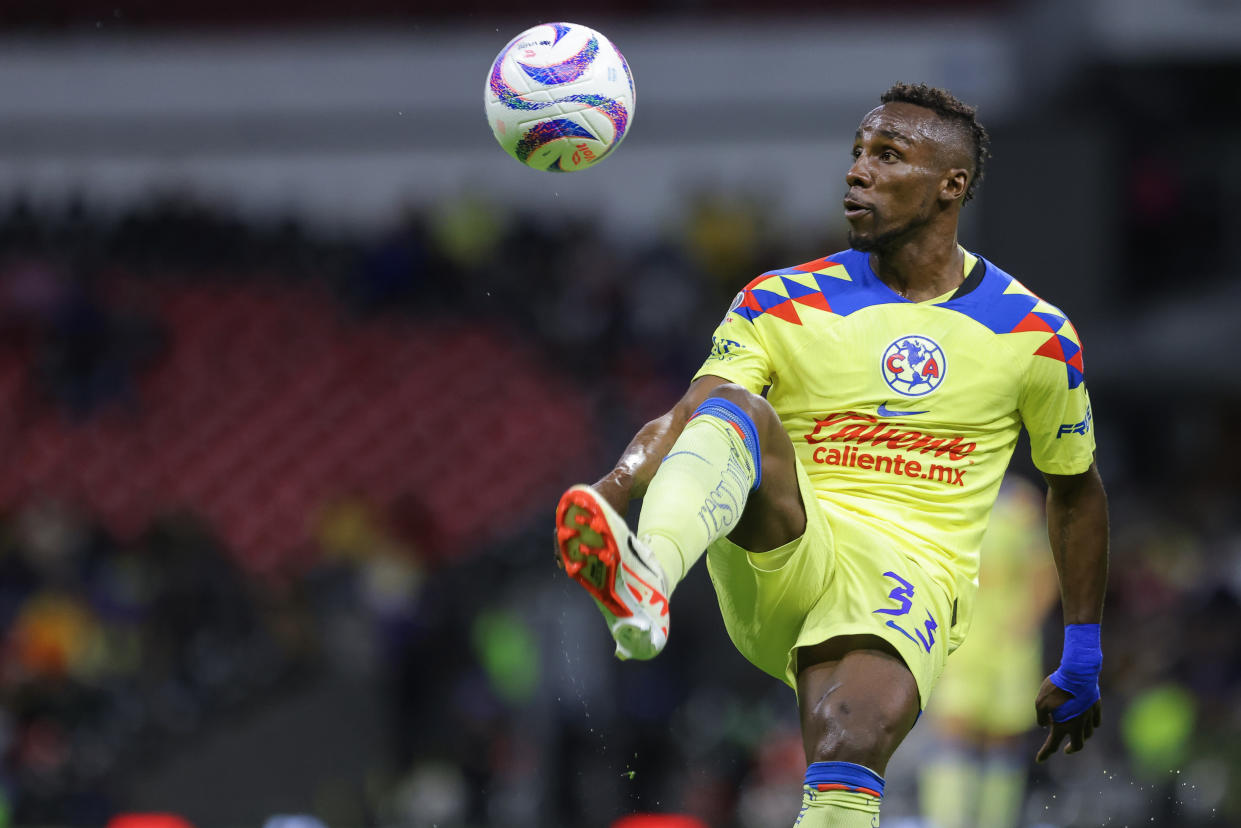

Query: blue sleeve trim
<box><xmin>804</xmin><ymin>761</ymin><xmax>885</xmax><ymax>797</ymax></box>
<box><xmin>692</xmin><ymin>396</ymin><xmax>762</xmax><ymax>490</ymax></box>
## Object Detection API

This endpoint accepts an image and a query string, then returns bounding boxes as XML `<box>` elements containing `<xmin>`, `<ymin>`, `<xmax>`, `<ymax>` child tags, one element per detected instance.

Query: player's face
<box><xmin>844</xmin><ymin>103</ymin><xmax>954</xmax><ymax>252</ymax></box>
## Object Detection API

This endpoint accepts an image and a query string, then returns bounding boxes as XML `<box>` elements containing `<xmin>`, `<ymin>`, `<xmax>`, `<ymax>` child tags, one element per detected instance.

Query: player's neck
<box><xmin>869</xmin><ymin>232</ymin><xmax>965</xmax><ymax>303</ymax></box>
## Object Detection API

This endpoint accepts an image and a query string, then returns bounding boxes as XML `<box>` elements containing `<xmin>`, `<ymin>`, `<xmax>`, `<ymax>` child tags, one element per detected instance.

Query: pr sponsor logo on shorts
<box><xmin>881</xmin><ymin>334</ymin><xmax>946</xmax><ymax>397</ymax></box>
<box><xmin>1056</xmin><ymin>406</ymin><xmax>1092</xmax><ymax>439</ymax></box>
<box><xmin>804</xmin><ymin>411</ymin><xmax>975</xmax><ymax>487</ymax></box>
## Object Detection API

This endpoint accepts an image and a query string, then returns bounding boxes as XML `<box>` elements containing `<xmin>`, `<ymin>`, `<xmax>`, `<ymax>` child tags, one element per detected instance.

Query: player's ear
<box><xmin>941</xmin><ymin>168</ymin><xmax>969</xmax><ymax>203</ymax></box>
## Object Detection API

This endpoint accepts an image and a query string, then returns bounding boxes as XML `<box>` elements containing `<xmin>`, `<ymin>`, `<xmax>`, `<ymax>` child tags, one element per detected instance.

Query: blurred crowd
<box><xmin>0</xmin><ymin>191</ymin><xmax>1237</xmax><ymax>827</ymax></box>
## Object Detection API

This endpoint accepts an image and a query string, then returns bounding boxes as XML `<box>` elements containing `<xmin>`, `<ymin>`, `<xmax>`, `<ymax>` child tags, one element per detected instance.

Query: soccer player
<box><xmin>555</xmin><ymin>83</ymin><xmax>1108</xmax><ymax>827</ymax></box>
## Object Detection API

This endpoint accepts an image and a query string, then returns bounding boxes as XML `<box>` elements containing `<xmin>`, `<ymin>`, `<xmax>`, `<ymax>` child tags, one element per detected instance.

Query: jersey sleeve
<box><xmin>1018</xmin><ymin>326</ymin><xmax>1096</xmax><ymax>475</ymax></box>
<box><xmin>692</xmin><ymin>288</ymin><xmax>774</xmax><ymax>395</ymax></box>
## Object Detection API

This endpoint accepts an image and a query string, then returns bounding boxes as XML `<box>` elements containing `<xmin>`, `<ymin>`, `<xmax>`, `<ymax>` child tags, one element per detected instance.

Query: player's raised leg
<box><xmin>555</xmin><ymin>381</ymin><xmax>805</xmax><ymax>660</ymax></box>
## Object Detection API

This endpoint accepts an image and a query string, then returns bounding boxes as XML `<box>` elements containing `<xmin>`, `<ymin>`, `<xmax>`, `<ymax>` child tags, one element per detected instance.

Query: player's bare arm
<box><xmin>1035</xmin><ymin>462</ymin><xmax>1109</xmax><ymax>763</ymax></box>
<box><xmin>1044</xmin><ymin>463</ymin><xmax>1109</xmax><ymax>626</ymax></box>
<box><xmin>590</xmin><ymin>374</ymin><xmax>731</xmax><ymax>514</ymax></box>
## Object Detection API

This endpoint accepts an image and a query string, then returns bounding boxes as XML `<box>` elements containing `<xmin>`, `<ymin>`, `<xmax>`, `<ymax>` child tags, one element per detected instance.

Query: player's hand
<box><xmin>1034</xmin><ymin>675</ymin><xmax>1102</xmax><ymax>762</ymax></box>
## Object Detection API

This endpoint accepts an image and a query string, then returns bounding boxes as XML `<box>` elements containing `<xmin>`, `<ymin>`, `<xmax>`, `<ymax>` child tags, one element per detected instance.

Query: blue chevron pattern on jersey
<box><xmin>937</xmin><ymin>263</ymin><xmax>1039</xmax><ymax>333</ymax></box>
<box><xmin>732</xmin><ymin>249</ymin><xmax>902</xmax><ymax>323</ymax></box>
<box><xmin>731</xmin><ymin>250</ymin><xmax>1086</xmax><ymax>389</ymax></box>
<box><xmin>934</xmin><ymin>260</ymin><xmax>1085</xmax><ymax>389</ymax></box>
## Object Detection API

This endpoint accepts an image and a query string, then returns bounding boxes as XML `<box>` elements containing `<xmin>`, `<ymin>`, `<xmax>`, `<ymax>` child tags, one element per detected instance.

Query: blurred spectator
<box><xmin>0</xmin><ymin>501</ymin><xmax>308</xmax><ymax>825</ymax></box>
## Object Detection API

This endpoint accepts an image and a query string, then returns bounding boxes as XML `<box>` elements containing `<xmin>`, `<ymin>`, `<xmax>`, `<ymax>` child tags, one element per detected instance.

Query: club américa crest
<box><xmin>881</xmin><ymin>335</ymin><xmax>946</xmax><ymax>397</ymax></box>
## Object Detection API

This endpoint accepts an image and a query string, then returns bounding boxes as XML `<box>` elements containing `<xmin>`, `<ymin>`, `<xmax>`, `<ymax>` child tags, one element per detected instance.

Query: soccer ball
<box><xmin>485</xmin><ymin>22</ymin><xmax>635</xmax><ymax>172</ymax></box>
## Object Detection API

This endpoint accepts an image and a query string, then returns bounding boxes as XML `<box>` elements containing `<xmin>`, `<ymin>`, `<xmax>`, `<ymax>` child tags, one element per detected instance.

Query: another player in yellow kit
<box><xmin>555</xmin><ymin>83</ymin><xmax>1109</xmax><ymax>827</ymax></box>
<box><xmin>919</xmin><ymin>475</ymin><xmax>1059</xmax><ymax>828</ymax></box>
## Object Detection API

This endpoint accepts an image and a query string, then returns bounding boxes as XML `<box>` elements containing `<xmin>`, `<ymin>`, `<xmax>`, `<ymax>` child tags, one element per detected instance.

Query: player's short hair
<box><xmin>880</xmin><ymin>82</ymin><xmax>991</xmax><ymax>202</ymax></box>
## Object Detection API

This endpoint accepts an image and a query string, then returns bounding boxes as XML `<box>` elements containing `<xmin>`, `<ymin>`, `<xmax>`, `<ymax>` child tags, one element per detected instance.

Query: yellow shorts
<box><xmin>705</xmin><ymin>459</ymin><xmax>954</xmax><ymax>709</ymax></box>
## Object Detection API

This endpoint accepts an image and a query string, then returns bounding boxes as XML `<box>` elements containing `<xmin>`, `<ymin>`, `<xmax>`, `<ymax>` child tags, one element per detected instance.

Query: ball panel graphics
<box><xmin>484</xmin><ymin>22</ymin><xmax>635</xmax><ymax>172</ymax></box>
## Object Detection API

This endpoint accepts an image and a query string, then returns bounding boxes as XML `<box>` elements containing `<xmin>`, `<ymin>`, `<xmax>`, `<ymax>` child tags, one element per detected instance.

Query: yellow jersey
<box><xmin>693</xmin><ymin>248</ymin><xmax>1095</xmax><ymax>649</ymax></box>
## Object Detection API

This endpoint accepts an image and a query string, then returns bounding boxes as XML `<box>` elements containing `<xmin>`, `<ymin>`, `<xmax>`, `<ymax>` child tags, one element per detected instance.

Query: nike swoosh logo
<box><xmin>877</xmin><ymin>403</ymin><xmax>929</xmax><ymax>417</ymax></box>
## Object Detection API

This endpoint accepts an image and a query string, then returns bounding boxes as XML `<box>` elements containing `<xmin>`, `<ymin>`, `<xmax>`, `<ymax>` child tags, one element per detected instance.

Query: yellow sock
<box><xmin>918</xmin><ymin>751</ymin><xmax>978</xmax><ymax>828</ymax></box>
<box><xmin>975</xmin><ymin>757</ymin><xmax>1025</xmax><ymax>828</ymax></box>
<box><xmin>636</xmin><ymin>398</ymin><xmax>759</xmax><ymax>593</ymax></box>
<box><xmin>796</xmin><ymin>762</ymin><xmax>883</xmax><ymax>827</ymax></box>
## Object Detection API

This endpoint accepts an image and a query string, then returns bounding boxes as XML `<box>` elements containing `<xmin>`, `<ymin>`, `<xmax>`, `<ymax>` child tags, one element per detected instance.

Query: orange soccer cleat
<box><xmin>556</xmin><ymin>485</ymin><xmax>669</xmax><ymax>660</ymax></box>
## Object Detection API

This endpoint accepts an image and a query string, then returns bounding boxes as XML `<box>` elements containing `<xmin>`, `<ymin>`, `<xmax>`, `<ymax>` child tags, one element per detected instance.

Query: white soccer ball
<box><xmin>485</xmin><ymin>22</ymin><xmax>635</xmax><ymax>172</ymax></box>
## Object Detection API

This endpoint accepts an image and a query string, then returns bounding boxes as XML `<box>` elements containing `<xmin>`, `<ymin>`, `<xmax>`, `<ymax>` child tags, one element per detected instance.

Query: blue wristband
<box><xmin>1048</xmin><ymin>623</ymin><xmax>1102</xmax><ymax>722</ymax></box>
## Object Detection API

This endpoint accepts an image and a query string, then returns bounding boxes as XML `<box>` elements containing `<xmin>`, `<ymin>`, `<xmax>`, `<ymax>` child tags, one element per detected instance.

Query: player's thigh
<box><xmin>705</xmin><ymin>460</ymin><xmax>834</xmax><ymax>685</ymax></box>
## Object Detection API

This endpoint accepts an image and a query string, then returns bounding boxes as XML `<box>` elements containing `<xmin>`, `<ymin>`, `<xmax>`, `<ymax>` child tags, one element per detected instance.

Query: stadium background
<box><xmin>0</xmin><ymin>0</ymin><xmax>1238</xmax><ymax>826</ymax></box>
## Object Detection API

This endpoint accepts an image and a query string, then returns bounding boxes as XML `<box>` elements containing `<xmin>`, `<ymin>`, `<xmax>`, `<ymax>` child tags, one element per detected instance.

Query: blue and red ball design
<box><xmin>485</xmin><ymin>22</ymin><xmax>634</xmax><ymax>171</ymax></box>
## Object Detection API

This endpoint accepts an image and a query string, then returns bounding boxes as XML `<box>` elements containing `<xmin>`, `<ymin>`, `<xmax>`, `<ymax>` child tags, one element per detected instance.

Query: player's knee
<box><xmin>805</xmin><ymin>707</ymin><xmax>906</xmax><ymax>771</ymax></box>
<box><xmin>806</xmin><ymin>725</ymin><xmax>898</xmax><ymax>771</ymax></box>
<box><xmin>706</xmin><ymin>384</ymin><xmax>777</xmax><ymax>435</ymax></box>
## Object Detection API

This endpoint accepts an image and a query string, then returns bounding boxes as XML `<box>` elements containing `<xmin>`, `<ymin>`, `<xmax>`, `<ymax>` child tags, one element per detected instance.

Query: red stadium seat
<box><xmin>0</xmin><ymin>282</ymin><xmax>593</xmax><ymax>574</ymax></box>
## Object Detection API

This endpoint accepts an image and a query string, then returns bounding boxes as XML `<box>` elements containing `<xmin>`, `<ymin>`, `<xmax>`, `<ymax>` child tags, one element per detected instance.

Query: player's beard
<box><xmin>848</xmin><ymin>211</ymin><xmax>932</xmax><ymax>254</ymax></box>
